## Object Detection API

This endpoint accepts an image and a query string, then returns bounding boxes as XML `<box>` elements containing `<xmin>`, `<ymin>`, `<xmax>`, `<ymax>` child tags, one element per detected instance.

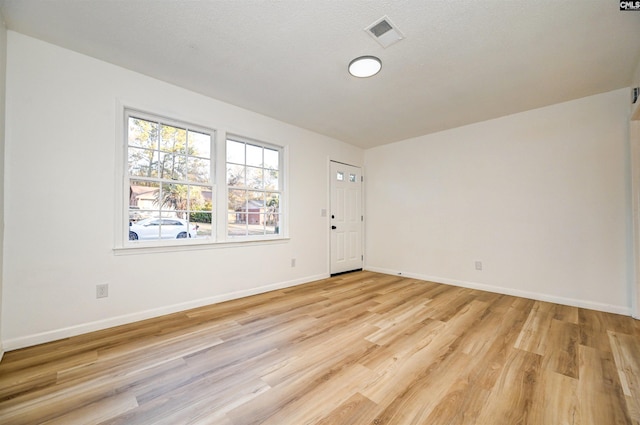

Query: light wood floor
<box><xmin>1</xmin><ymin>271</ymin><xmax>639</xmax><ymax>424</ymax></box>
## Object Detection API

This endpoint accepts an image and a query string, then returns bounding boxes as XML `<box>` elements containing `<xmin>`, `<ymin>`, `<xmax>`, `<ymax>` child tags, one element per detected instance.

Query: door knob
<box><xmin>331</xmin><ymin>225</ymin><xmax>337</xmax><ymax>230</ymax></box>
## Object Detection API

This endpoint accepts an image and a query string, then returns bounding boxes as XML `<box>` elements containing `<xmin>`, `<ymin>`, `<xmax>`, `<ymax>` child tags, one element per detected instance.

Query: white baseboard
<box><xmin>365</xmin><ymin>266</ymin><xmax>632</xmax><ymax>316</ymax></box>
<box><xmin>3</xmin><ymin>273</ymin><xmax>329</xmax><ymax>351</ymax></box>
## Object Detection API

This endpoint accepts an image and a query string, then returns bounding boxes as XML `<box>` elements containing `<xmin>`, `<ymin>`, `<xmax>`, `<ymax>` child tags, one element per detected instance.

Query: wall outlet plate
<box><xmin>96</xmin><ymin>283</ymin><xmax>109</xmax><ymax>298</ymax></box>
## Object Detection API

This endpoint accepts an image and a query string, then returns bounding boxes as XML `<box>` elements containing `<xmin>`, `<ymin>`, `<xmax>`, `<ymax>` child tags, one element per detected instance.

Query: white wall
<box><xmin>0</xmin><ymin>17</ymin><xmax>6</xmax><ymax>360</ymax></box>
<box><xmin>1</xmin><ymin>32</ymin><xmax>363</xmax><ymax>350</ymax></box>
<box><xmin>631</xmin><ymin>58</ymin><xmax>640</xmax><ymax>318</ymax></box>
<box><xmin>365</xmin><ymin>88</ymin><xmax>632</xmax><ymax>314</ymax></box>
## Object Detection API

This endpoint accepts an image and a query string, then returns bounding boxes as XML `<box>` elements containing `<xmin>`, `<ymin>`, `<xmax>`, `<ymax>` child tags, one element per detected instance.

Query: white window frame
<box><xmin>224</xmin><ymin>134</ymin><xmax>285</xmax><ymax>241</ymax></box>
<box><xmin>121</xmin><ymin>108</ymin><xmax>216</xmax><ymax>249</ymax></box>
<box><xmin>115</xmin><ymin>106</ymin><xmax>287</xmax><ymax>252</ymax></box>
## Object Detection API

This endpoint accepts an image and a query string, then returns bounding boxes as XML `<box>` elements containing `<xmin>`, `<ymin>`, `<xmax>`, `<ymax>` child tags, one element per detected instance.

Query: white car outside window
<box><xmin>129</xmin><ymin>218</ymin><xmax>198</xmax><ymax>241</ymax></box>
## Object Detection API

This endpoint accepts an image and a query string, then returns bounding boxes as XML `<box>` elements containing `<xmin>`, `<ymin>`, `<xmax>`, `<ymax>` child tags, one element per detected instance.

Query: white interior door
<box><xmin>330</xmin><ymin>161</ymin><xmax>363</xmax><ymax>275</ymax></box>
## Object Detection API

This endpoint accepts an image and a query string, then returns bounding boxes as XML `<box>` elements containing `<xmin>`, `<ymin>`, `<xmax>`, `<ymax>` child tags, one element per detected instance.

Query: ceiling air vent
<box><xmin>365</xmin><ymin>16</ymin><xmax>404</xmax><ymax>48</ymax></box>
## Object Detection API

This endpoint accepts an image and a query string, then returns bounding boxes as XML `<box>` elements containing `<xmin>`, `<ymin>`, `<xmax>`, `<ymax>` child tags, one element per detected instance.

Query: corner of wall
<box><xmin>0</xmin><ymin>12</ymin><xmax>7</xmax><ymax>359</ymax></box>
<box><xmin>631</xmin><ymin>55</ymin><xmax>640</xmax><ymax>320</ymax></box>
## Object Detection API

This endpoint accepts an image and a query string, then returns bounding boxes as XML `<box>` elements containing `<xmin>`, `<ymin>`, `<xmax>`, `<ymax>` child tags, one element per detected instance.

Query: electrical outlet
<box><xmin>291</xmin><ymin>258</ymin><xmax>296</xmax><ymax>267</ymax></box>
<box><xmin>475</xmin><ymin>261</ymin><xmax>483</xmax><ymax>271</ymax></box>
<box><xmin>96</xmin><ymin>283</ymin><xmax>109</xmax><ymax>298</ymax></box>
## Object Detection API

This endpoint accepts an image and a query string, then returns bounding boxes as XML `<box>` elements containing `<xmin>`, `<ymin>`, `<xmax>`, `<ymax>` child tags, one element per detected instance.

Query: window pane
<box><xmin>247</xmin><ymin>192</ymin><xmax>264</xmax><ymax>233</ymax></box>
<box><xmin>246</xmin><ymin>166</ymin><xmax>264</xmax><ymax>189</ymax></box>
<box><xmin>160</xmin><ymin>183</ymin><xmax>188</xmax><ymax>215</ymax></box>
<box><xmin>248</xmin><ymin>218</ymin><xmax>265</xmax><ymax>235</ymax></box>
<box><xmin>187</xmin><ymin>185</ymin><xmax>206</xmax><ymax>210</ymax></box>
<box><xmin>198</xmin><ymin>187</ymin><xmax>213</xmax><ymax>207</ymax></box>
<box><xmin>337</xmin><ymin>171</ymin><xmax>344</xmax><ymax>181</ymax></box>
<box><xmin>228</xmin><ymin>213</ymin><xmax>247</xmax><ymax>236</ymax></box>
<box><xmin>227</xmin><ymin>140</ymin><xmax>245</xmax><ymax>164</ymax></box>
<box><xmin>248</xmin><ymin>191</ymin><xmax>264</xmax><ymax>208</ymax></box>
<box><xmin>188</xmin><ymin>157</ymin><xmax>210</xmax><ymax>183</ymax></box>
<box><xmin>349</xmin><ymin>173</ymin><xmax>357</xmax><ymax>182</ymax></box>
<box><xmin>130</xmin><ymin>217</ymin><xmax>160</xmax><ymax>241</ymax></box>
<box><xmin>189</xmin><ymin>212</ymin><xmax>212</xmax><ymax>237</ymax></box>
<box><xmin>246</xmin><ymin>144</ymin><xmax>263</xmax><ymax>167</ymax></box>
<box><xmin>264</xmin><ymin>148</ymin><xmax>279</xmax><ymax>170</ymax></box>
<box><xmin>247</xmin><ymin>213</ymin><xmax>263</xmax><ymax>227</ymax></box>
<box><xmin>188</xmin><ymin>130</ymin><xmax>210</xmax><ymax>159</ymax></box>
<box><xmin>265</xmin><ymin>192</ymin><xmax>280</xmax><ymax>213</ymax></box>
<box><xmin>128</xmin><ymin>147</ymin><xmax>158</xmax><ymax>178</ymax></box>
<box><xmin>160</xmin><ymin>124</ymin><xmax>187</xmax><ymax>154</ymax></box>
<box><xmin>266</xmin><ymin>214</ymin><xmax>280</xmax><ymax>235</ymax></box>
<box><xmin>159</xmin><ymin>153</ymin><xmax>188</xmax><ymax>180</ymax></box>
<box><xmin>264</xmin><ymin>169</ymin><xmax>279</xmax><ymax>190</ymax></box>
<box><xmin>129</xmin><ymin>180</ymin><xmax>160</xmax><ymax>213</ymax></box>
<box><xmin>128</xmin><ymin>117</ymin><xmax>158</xmax><ymax>150</ymax></box>
<box><xmin>227</xmin><ymin>164</ymin><xmax>245</xmax><ymax>187</ymax></box>
<box><xmin>229</xmin><ymin>189</ymin><xmax>246</xmax><ymax>212</ymax></box>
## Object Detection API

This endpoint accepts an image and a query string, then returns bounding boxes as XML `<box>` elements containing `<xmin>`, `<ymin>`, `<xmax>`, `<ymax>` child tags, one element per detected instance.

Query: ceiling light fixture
<box><xmin>348</xmin><ymin>56</ymin><xmax>382</xmax><ymax>78</ymax></box>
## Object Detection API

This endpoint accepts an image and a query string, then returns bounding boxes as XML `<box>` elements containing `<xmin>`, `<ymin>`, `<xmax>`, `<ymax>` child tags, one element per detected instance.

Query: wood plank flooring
<box><xmin>1</xmin><ymin>271</ymin><xmax>639</xmax><ymax>424</ymax></box>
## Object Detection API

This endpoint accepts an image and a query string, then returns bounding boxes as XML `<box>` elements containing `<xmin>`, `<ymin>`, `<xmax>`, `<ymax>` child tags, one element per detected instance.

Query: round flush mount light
<box><xmin>348</xmin><ymin>56</ymin><xmax>382</xmax><ymax>78</ymax></box>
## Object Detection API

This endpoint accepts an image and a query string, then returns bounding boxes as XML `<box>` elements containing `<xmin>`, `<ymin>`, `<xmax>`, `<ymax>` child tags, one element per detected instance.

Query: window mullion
<box><xmin>216</xmin><ymin>130</ymin><xmax>228</xmax><ymax>242</ymax></box>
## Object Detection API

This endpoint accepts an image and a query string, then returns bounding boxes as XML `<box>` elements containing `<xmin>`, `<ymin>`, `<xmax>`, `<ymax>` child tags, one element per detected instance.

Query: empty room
<box><xmin>0</xmin><ymin>0</ymin><xmax>639</xmax><ymax>424</ymax></box>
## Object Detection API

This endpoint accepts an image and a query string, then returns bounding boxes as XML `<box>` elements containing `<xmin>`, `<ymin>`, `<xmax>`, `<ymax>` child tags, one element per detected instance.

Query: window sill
<box><xmin>113</xmin><ymin>236</ymin><xmax>290</xmax><ymax>255</ymax></box>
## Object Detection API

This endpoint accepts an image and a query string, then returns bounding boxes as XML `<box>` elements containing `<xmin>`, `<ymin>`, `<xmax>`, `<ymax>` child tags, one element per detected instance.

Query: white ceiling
<box><xmin>1</xmin><ymin>0</ymin><xmax>639</xmax><ymax>149</ymax></box>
